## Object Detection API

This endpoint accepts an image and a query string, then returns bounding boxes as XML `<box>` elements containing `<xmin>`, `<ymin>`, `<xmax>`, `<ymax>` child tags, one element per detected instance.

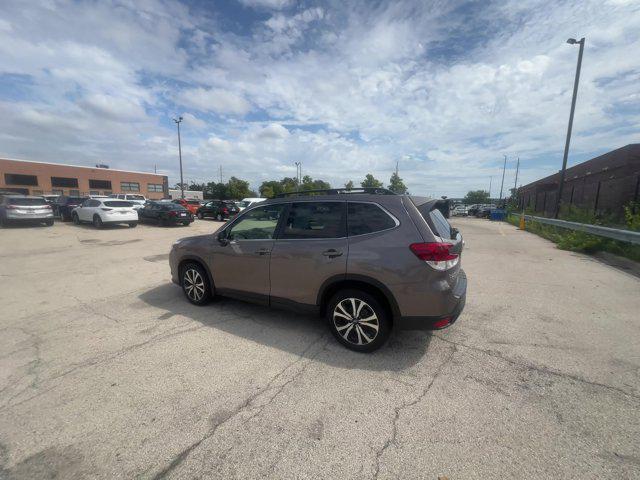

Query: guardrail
<box><xmin>510</xmin><ymin>213</ymin><xmax>640</xmax><ymax>245</ymax></box>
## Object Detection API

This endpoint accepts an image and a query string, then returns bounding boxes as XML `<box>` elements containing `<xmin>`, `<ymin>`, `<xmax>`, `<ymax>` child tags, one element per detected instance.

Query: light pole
<box><xmin>173</xmin><ymin>116</ymin><xmax>184</xmax><ymax>199</ymax></box>
<box><xmin>488</xmin><ymin>176</ymin><xmax>492</xmax><ymax>200</ymax></box>
<box><xmin>499</xmin><ymin>154</ymin><xmax>507</xmax><ymax>202</ymax></box>
<box><xmin>555</xmin><ymin>37</ymin><xmax>585</xmax><ymax>218</ymax></box>
<box><xmin>295</xmin><ymin>162</ymin><xmax>301</xmax><ymax>191</ymax></box>
<box><xmin>513</xmin><ymin>156</ymin><xmax>520</xmax><ymax>203</ymax></box>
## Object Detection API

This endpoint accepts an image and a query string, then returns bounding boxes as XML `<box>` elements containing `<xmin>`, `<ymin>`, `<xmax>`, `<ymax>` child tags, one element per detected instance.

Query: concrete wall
<box><xmin>0</xmin><ymin>158</ymin><xmax>169</xmax><ymax>199</ymax></box>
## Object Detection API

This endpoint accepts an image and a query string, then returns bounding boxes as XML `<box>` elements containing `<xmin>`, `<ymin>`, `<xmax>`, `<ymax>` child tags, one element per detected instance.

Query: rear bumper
<box><xmin>5</xmin><ymin>212</ymin><xmax>53</xmax><ymax>220</ymax></box>
<box><xmin>396</xmin><ymin>269</ymin><xmax>467</xmax><ymax>330</ymax></box>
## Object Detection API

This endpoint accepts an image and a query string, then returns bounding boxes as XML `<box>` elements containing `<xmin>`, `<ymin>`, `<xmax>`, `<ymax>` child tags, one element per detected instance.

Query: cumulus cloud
<box><xmin>0</xmin><ymin>0</ymin><xmax>639</xmax><ymax>195</ymax></box>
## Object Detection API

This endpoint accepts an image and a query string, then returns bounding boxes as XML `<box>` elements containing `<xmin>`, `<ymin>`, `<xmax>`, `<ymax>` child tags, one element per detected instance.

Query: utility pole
<box><xmin>173</xmin><ymin>116</ymin><xmax>184</xmax><ymax>199</ymax></box>
<box><xmin>488</xmin><ymin>176</ymin><xmax>492</xmax><ymax>200</ymax></box>
<box><xmin>499</xmin><ymin>154</ymin><xmax>507</xmax><ymax>201</ymax></box>
<box><xmin>513</xmin><ymin>156</ymin><xmax>520</xmax><ymax>199</ymax></box>
<box><xmin>295</xmin><ymin>162</ymin><xmax>301</xmax><ymax>191</ymax></box>
<box><xmin>555</xmin><ymin>37</ymin><xmax>585</xmax><ymax>219</ymax></box>
<box><xmin>219</xmin><ymin>165</ymin><xmax>223</xmax><ymax>184</ymax></box>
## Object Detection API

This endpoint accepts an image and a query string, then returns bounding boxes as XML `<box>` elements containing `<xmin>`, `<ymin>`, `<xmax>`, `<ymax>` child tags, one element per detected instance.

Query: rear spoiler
<box><xmin>408</xmin><ymin>197</ymin><xmax>452</xmax><ymax>218</ymax></box>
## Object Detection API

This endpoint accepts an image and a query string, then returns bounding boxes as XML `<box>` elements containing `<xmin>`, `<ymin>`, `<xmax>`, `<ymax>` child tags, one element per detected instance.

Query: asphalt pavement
<box><xmin>0</xmin><ymin>217</ymin><xmax>638</xmax><ymax>479</ymax></box>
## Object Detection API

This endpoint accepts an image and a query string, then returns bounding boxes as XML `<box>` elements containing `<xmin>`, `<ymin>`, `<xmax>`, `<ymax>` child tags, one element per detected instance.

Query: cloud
<box><xmin>177</xmin><ymin>87</ymin><xmax>252</xmax><ymax>115</ymax></box>
<box><xmin>237</xmin><ymin>0</ymin><xmax>294</xmax><ymax>10</ymax></box>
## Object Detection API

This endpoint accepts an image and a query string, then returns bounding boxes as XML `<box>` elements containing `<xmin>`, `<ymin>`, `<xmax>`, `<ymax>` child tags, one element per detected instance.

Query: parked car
<box><xmin>138</xmin><ymin>201</ymin><xmax>193</xmax><ymax>226</ymax></box>
<box><xmin>0</xmin><ymin>195</ymin><xmax>54</xmax><ymax>227</ymax></box>
<box><xmin>241</xmin><ymin>197</ymin><xmax>266</xmax><ymax>209</ymax></box>
<box><xmin>54</xmin><ymin>195</ymin><xmax>86</xmax><ymax>221</ymax></box>
<box><xmin>109</xmin><ymin>194</ymin><xmax>146</xmax><ymax>210</ymax></box>
<box><xmin>71</xmin><ymin>199</ymin><xmax>138</xmax><ymax>228</ymax></box>
<box><xmin>196</xmin><ymin>200</ymin><xmax>240</xmax><ymax>221</ymax></box>
<box><xmin>42</xmin><ymin>194</ymin><xmax>60</xmax><ymax>206</ymax></box>
<box><xmin>451</xmin><ymin>205</ymin><xmax>468</xmax><ymax>216</ymax></box>
<box><xmin>172</xmin><ymin>198</ymin><xmax>202</xmax><ymax>215</ymax></box>
<box><xmin>476</xmin><ymin>204</ymin><xmax>497</xmax><ymax>218</ymax></box>
<box><xmin>235</xmin><ymin>200</ymin><xmax>249</xmax><ymax>212</ymax></box>
<box><xmin>170</xmin><ymin>189</ymin><xmax>467</xmax><ymax>352</ymax></box>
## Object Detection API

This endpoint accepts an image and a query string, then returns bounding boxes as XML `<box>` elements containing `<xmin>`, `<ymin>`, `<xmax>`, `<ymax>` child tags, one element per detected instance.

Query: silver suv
<box><xmin>169</xmin><ymin>189</ymin><xmax>467</xmax><ymax>352</ymax></box>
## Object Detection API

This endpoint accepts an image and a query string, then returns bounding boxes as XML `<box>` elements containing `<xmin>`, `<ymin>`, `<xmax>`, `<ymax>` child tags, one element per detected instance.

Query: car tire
<box><xmin>326</xmin><ymin>289</ymin><xmax>391</xmax><ymax>352</ymax></box>
<box><xmin>182</xmin><ymin>222</ymin><xmax>189</xmax><ymax>226</ymax></box>
<box><xmin>45</xmin><ymin>219</ymin><xmax>54</xmax><ymax>227</ymax></box>
<box><xmin>129</xmin><ymin>222</ymin><xmax>137</xmax><ymax>228</ymax></box>
<box><xmin>197</xmin><ymin>212</ymin><xmax>203</xmax><ymax>220</ymax></box>
<box><xmin>181</xmin><ymin>262</ymin><xmax>212</xmax><ymax>305</ymax></box>
<box><xmin>93</xmin><ymin>215</ymin><xmax>103</xmax><ymax>229</ymax></box>
<box><xmin>160</xmin><ymin>218</ymin><xmax>167</xmax><ymax>227</ymax></box>
<box><xmin>72</xmin><ymin>213</ymin><xmax>80</xmax><ymax>225</ymax></box>
<box><xmin>60</xmin><ymin>211</ymin><xmax>67</xmax><ymax>222</ymax></box>
<box><xmin>216</xmin><ymin>213</ymin><xmax>222</xmax><ymax>221</ymax></box>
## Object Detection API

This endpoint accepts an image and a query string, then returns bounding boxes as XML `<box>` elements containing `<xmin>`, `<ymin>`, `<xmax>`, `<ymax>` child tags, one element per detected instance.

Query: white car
<box><xmin>451</xmin><ymin>205</ymin><xmax>468</xmax><ymax>216</ymax></box>
<box><xmin>109</xmin><ymin>193</ymin><xmax>147</xmax><ymax>210</ymax></box>
<box><xmin>72</xmin><ymin>198</ymin><xmax>138</xmax><ymax>228</ymax></box>
<box><xmin>241</xmin><ymin>197</ymin><xmax>266</xmax><ymax>209</ymax></box>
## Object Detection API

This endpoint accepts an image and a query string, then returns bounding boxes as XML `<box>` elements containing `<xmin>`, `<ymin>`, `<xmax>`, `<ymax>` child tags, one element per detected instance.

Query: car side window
<box><xmin>281</xmin><ymin>202</ymin><xmax>346</xmax><ymax>239</ymax></box>
<box><xmin>347</xmin><ymin>202</ymin><xmax>396</xmax><ymax>236</ymax></box>
<box><xmin>227</xmin><ymin>204</ymin><xmax>284</xmax><ymax>240</ymax></box>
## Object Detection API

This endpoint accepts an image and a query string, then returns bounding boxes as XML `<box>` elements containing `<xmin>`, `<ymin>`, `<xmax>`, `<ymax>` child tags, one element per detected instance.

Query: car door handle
<box><xmin>255</xmin><ymin>248</ymin><xmax>271</xmax><ymax>255</ymax></box>
<box><xmin>322</xmin><ymin>249</ymin><xmax>343</xmax><ymax>258</ymax></box>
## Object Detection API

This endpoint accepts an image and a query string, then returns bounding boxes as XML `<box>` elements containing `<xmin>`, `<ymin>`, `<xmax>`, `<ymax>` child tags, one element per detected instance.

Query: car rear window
<box><xmin>8</xmin><ymin>198</ymin><xmax>47</xmax><ymax>206</ymax></box>
<box><xmin>165</xmin><ymin>204</ymin><xmax>186</xmax><ymax>211</ymax></box>
<box><xmin>187</xmin><ymin>200</ymin><xmax>201</xmax><ymax>205</ymax></box>
<box><xmin>347</xmin><ymin>202</ymin><xmax>396</xmax><ymax>236</ymax></box>
<box><xmin>428</xmin><ymin>208</ymin><xmax>453</xmax><ymax>239</ymax></box>
<box><xmin>104</xmin><ymin>201</ymin><xmax>133</xmax><ymax>207</ymax></box>
<box><xmin>127</xmin><ymin>195</ymin><xmax>145</xmax><ymax>200</ymax></box>
<box><xmin>281</xmin><ymin>202</ymin><xmax>346</xmax><ymax>239</ymax></box>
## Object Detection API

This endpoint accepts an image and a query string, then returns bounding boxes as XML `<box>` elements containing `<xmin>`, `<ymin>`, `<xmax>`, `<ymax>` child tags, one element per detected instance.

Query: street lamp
<box><xmin>173</xmin><ymin>116</ymin><xmax>184</xmax><ymax>199</ymax></box>
<box><xmin>554</xmin><ymin>37</ymin><xmax>585</xmax><ymax>218</ymax></box>
<box><xmin>294</xmin><ymin>162</ymin><xmax>301</xmax><ymax>191</ymax></box>
<box><xmin>499</xmin><ymin>154</ymin><xmax>507</xmax><ymax>202</ymax></box>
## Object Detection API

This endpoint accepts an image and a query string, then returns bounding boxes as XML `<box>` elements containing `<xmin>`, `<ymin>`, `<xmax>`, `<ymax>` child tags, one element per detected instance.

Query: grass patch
<box><xmin>506</xmin><ymin>213</ymin><xmax>640</xmax><ymax>263</ymax></box>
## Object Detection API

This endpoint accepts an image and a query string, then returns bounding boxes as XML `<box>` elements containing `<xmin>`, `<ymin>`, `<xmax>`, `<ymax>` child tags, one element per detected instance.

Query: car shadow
<box><xmin>138</xmin><ymin>283</ymin><xmax>432</xmax><ymax>372</ymax></box>
<box><xmin>68</xmin><ymin>222</ymin><xmax>136</xmax><ymax>230</ymax></box>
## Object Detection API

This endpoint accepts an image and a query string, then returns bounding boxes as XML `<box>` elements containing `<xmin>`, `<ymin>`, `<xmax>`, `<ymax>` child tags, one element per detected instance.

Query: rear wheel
<box><xmin>181</xmin><ymin>262</ymin><xmax>212</xmax><ymax>305</ymax></box>
<box><xmin>128</xmin><ymin>222</ymin><xmax>137</xmax><ymax>228</ymax></box>
<box><xmin>93</xmin><ymin>215</ymin><xmax>103</xmax><ymax>229</ymax></box>
<box><xmin>327</xmin><ymin>289</ymin><xmax>390</xmax><ymax>352</ymax></box>
<box><xmin>45</xmin><ymin>219</ymin><xmax>54</xmax><ymax>227</ymax></box>
<box><xmin>197</xmin><ymin>212</ymin><xmax>204</xmax><ymax>219</ymax></box>
<box><xmin>216</xmin><ymin>213</ymin><xmax>223</xmax><ymax>221</ymax></box>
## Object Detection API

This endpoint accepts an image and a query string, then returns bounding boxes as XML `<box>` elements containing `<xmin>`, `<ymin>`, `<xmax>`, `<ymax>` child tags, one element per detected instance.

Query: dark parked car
<box><xmin>138</xmin><ymin>201</ymin><xmax>193</xmax><ymax>226</ymax></box>
<box><xmin>475</xmin><ymin>204</ymin><xmax>496</xmax><ymax>218</ymax></box>
<box><xmin>170</xmin><ymin>188</ymin><xmax>467</xmax><ymax>352</ymax></box>
<box><xmin>0</xmin><ymin>195</ymin><xmax>54</xmax><ymax>227</ymax></box>
<box><xmin>196</xmin><ymin>200</ymin><xmax>239</xmax><ymax>221</ymax></box>
<box><xmin>54</xmin><ymin>195</ymin><xmax>86</xmax><ymax>221</ymax></box>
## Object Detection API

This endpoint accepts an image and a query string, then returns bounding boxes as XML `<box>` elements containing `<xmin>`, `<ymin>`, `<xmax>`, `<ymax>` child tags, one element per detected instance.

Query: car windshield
<box><xmin>8</xmin><ymin>198</ymin><xmax>47</xmax><ymax>206</ymax></box>
<box><xmin>236</xmin><ymin>201</ymin><xmax>249</xmax><ymax>207</ymax></box>
<box><xmin>104</xmin><ymin>201</ymin><xmax>133</xmax><ymax>207</ymax></box>
<box><xmin>187</xmin><ymin>200</ymin><xmax>201</xmax><ymax>204</ymax></box>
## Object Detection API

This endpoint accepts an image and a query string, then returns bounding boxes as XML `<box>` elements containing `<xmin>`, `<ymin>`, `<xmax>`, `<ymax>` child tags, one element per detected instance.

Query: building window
<box><xmin>51</xmin><ymin>176</ymin><xmax>78</xmax><ymax>188</ymax></box>
<box><xmin>121</xmin><ymin>182</ymin><xmax>140</xmax><ymax>192</ymax></box>
<box><xmin>51</xmin><ymin>189</ymin><xmax>64</xmax><ymax>195</ymax></box>
<box><xmin>147</xmin><ymin>183</ymin><xmax>164</xmax><ymax>192</ymax></box>
<box><xmin>89</xmin><ymin>179</ymin><xmax>112</xmax><ymax>190</ymax></box>
<box><xmin>89</xmin><ymin>190</ymin><xmax>100</xmax><ymax>196</ymax></box>
<box><xmin>70</xmin><ymin>189</ymin><xmax>80</xmax><ymax>196</ymax></box>
<box><xmin>5</xmin><ymin>173</ymin><xmax>38</xmax><ymax>186</ymax></box>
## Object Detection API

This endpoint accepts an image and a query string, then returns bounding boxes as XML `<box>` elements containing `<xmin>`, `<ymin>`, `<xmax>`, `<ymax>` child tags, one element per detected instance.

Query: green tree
<box><xmin>188</xmin><ymin>182</ymin><xmax>206</xmax><ymax>192</ymax></box>
<box><xmin>226</xmin><ymin>176</ymin><xmax>252</xmax><ymax>200</ymax></box>
<box><xmin>301</xmin><ymin>175</ymin><xmax>331</xmax><ymax>191</ymax></box>
<box><xmin>388</xmin><ymin>172</ymin><xmax>408</xmax><ymax>194</ymax></box>
<box><xmin>361</xmin><ymin>174</ymin><xmax>383</xmax><ymax>188</ymax></box>
<box><xmin>463</xmin><ymin>190</ymin><xmax>490</xmax><ymax>204</ymax></box>
<box><xmin>259</xmin><ymin>180</ymin><xmax>282</xmax><ymax>198</ymax></box>
<box><xmin>345</xmin><ymin>180</ymin><xmax>354</xmax><ymax>189</ymax></box>
<box><xmin>208</xmin><ymin>182</ymin><xmax>228</xmax><ymax>200</ymax></box>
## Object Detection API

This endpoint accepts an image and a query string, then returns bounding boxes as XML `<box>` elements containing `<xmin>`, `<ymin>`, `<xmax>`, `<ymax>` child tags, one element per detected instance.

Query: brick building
<box><xmin>517</xmin><ymin>144</ymin><xmax>640</xmax><ymax>217</ymax></box>
<box><xmin>0</xmin><ymin>158</ymin><xmax>169</xmax><ymax>199</ymax></box>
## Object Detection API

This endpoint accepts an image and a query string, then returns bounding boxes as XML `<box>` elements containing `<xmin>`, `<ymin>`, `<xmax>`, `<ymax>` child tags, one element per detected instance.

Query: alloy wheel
<box><xmin>183</xmin><ymin>268</ymin><xmax>205</xmax><ymax>302</ymax></box>
<box><xmin>332</xmin><ymin>298</ymin><xmax>379</xmax><ymax>346</ymax></box>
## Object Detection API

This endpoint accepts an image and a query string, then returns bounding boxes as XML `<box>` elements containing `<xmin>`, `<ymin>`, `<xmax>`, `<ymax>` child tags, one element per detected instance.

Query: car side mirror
<box><xmin>217</xmin><ymin>231</ymin><xmax>229</xmax><ymax>246</ymax></box>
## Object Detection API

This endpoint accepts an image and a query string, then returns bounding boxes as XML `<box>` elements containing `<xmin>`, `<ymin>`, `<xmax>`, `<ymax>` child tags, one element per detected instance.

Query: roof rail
<box><xmin>275</xmin><ymin>188</ymin><xmax>397</xmax><ymax>198</ymax></box>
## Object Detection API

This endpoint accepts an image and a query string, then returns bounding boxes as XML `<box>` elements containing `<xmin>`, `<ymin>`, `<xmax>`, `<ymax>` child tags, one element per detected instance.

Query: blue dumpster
<box><xmin>490</xmin><ymin>209</ymin><xmax>506</xmax><ymax>221</ymax></box>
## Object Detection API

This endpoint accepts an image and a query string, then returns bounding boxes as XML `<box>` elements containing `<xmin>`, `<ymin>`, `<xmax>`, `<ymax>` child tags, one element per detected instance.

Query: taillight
<box><xmin>168</xmin><ymin>211</ymin><xmax>177</xmax><ymax>216</ymax></box>
<box><xmin>6</xmin><ymin>205</ymin><xmax>18</xmax><ymax>210</ymax></box>
<box><xmin>409</xmin><ymin>242</ymin><xmax>459</xmax><ymax>271</ymax></box>
<box><xmin>222</xmin><ymin>207</ymin><xmax>228</xmax><ymax>214</ymax></box>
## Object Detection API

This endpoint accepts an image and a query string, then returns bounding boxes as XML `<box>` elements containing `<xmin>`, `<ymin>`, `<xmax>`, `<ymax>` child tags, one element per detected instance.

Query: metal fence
<box><xmin>510</xmin><ymin>213</ymin><xmax>640</xmax><ymax>245</ymax></box>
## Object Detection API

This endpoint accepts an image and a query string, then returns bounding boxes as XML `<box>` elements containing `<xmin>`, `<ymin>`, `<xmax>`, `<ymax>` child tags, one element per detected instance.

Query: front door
<box><xmin>212</xmin><ymin>203</ymin><xmax>286</xmax><ymax>304</ymax></box>
<box><xmin>270</xmin><ymin>201</ymin><xmax>347</xmax><ymax>307</ymax></box>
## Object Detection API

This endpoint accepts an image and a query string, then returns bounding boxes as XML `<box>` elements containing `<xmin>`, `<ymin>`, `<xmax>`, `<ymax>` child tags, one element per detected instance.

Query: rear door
<box><xmin>269</xmin><ymin>201</ymin><xmax>347</xmax><ymax>307</ymax></box>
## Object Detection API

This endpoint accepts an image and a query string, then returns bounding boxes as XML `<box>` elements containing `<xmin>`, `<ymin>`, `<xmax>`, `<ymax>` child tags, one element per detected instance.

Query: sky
<box><xmin>0</xmin><ymin>0</ymin><xmax>639</xmax><ymax>197</ymax></box>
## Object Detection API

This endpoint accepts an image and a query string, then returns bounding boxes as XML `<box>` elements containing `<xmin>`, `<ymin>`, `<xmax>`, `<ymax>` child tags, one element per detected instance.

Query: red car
<box><xmin>172</xmin><ymin>198</ymin><xmax>202</xmax><ymax>215</ymax></box>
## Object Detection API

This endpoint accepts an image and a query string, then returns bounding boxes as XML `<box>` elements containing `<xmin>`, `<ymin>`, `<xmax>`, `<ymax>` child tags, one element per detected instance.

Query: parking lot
<box><xmin>1</xmin><ymin>217</ymin><xmax>639</xmax><ymax>479</ymax></box>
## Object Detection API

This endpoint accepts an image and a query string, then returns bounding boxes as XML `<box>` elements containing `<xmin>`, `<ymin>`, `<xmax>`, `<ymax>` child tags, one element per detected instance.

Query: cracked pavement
<box><xmin>0</xmin><ymin>217</ymin><xmax>639</xmax><ymax>479</ymax></box>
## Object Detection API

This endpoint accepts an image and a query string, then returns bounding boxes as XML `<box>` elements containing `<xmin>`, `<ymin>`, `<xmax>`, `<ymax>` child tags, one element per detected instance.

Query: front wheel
<box><xmin>181</xmin><ymin>262</ymin><xmax>212</xmax><ymax>305</ymax></box>
<box><xmin>72</xmin><ymin>213</ymin><xmax>80</xmax><ymax>225</ymax></box>
<box><xmin>128</xmin><ymin>222</ymin><xmax>137</xmax><ymax>228</ymax></box>
<box><xmin>197</xmin><ymin>212</ymin><xmax>203</xmax><ymax>219</ymax></box>
<box><xmin>93</xmin><ymin>215</ymin><xmax>103</xmax><ymax>229</ymax></box>
<box><xmin>216</xmin><ymin>213</ymin><xmax>223</xmax><ymax>221</ymax></box>
<box><xmin>327</xmin><ymin>289</ymin><xmax>391</xmax><ymax>352</ymax></box>
<box><xmin>45</xmin><ymin>219</ymin><xmax>54</xmax><ymax>227</ymax></box>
